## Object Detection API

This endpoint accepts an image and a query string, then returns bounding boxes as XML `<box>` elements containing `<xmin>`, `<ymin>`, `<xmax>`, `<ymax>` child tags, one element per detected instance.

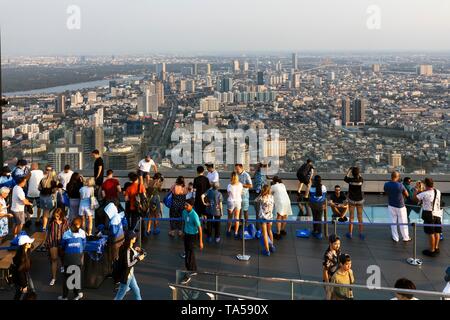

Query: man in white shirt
<box><xmin>57</xmin><ymin>165</ymin><xmax>74</xmax><ymax>191</ymax></box>
<box><xmin>12</xmin><ymin>177</ymin><xmax>32</xmax><ymax>235</ymax></box>
<box><xmin>205</xmin><ymin>163</ymin><xmax>219</xmax><ymax>187</ymax></box>
<box><xmin>414</xmin><ymin>178</ymin><xmax>442</xmax><ymax>257</ymax></box>
<box><xmin>138</xmin><ymin>154</ymin><xmax>158</xmax><ymax>184</ymax></box>
<box><xmin>27</xmin><ymin>162</ymin><xmax>44</xmax><ymax>225</ymax></box>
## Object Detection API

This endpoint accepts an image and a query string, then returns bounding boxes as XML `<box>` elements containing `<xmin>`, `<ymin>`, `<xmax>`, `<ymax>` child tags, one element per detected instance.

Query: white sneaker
<box><xmin>73</xmin><ymin>292</ymin><xmax>84</xmax><ymax>300</ymax></box>
<box><xmin>49</xmin><ymin>279</ymin><xmax>56</xmax><ymax>286</ymax></box>
<box><xmin>57</xmin><ymin>296</ymin><xmax>68</xmax><ymax>300</ymax></box>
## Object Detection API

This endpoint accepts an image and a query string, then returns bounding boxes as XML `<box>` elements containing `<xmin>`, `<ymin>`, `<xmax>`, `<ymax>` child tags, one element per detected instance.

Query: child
<box><xmin>330</xmin><ymin>253</ymin><xmax>355</xmax><ymax>300</ymax></box>
<box><xmin>201</xmin><ymin>182</ymin><xmax>223</xmax><ymax>243</ymax></box>
<box><xmin>0</xmin><ymin>187</ymin><xmax>13</xmax><ymax>241</ymax></box>
<box><xmin>257</xmin><ymin>185</ymin><xmax>275</xmax><ymax>256</ymax></box>
<box><xmin>180</xmin><ymin>198</ymin><xmax>203</xmax><ymax>284</ymax></box>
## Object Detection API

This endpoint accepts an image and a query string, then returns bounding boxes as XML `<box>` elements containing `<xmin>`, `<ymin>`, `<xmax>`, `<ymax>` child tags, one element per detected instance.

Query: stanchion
<box><xmin>407</xmin><ymin>223</ymin><xmax>422</xmax><ymax>266</ymax></box>
<box><xmin>237</xmin><ymin>217</ymin><xmax>250</xmax><ymax>261</ymax></box>
<box><xmin>333</xmin><ymin>220</ymin><xmax>337</xmax><ymax>236</ymax></box>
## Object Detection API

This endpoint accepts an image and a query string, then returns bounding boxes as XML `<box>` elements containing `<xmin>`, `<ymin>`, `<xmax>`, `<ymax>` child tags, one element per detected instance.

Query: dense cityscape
<box><xmin>2</xmin><ymin>53</ymin><xmax>449</xmax><ymax>174</ymax></box>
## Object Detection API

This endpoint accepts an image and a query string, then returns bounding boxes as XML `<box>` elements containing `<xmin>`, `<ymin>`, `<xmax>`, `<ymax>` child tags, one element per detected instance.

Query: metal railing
<box><xmin>168</xmin><ymin>282</ymin><xmax>265</xmax><ymax>300</ymax></box>
<box><xmin>173</xmin><ymin>270</ymin><xmax>450</xmax><ymax>300</ymax></box>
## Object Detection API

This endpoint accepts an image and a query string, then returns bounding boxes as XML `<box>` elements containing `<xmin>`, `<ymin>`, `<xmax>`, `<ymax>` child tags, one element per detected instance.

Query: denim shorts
<box><xmin>241</xmin><ymin>195</ymin><xmax>250</xmax><ymax>211</ymax></box>
<box><xmin>39</xmin><ymin>195</ymin><xmax>55</xmax><ymax>210</ymax></box>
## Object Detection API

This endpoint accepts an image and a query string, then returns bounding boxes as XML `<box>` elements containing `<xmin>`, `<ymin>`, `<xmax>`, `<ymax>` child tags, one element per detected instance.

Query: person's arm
<box><xmin>152</xmin><ymin>163</ymin><xmax>158</xmax><ymax>173</ymax></box>
<box><xmin>323</xmin><ymin>266</ymin><xmax>330</xmax><ymax>282</ymax></box>
<box><xmin>101</xmin><ymin>187</ymin><xmax>106</xmax><ymax>199</ymax></box>
<box><xmin>116</xmin><ymin>181</ymin><xmax>122</xmax><ymax>194</ymax></box>
<box><xmin>198</xmin><ymin>225</ymin><xmax>203</xmax><ymax>250</ymax></box>
<box><xmin>96</xmin><ymin>165</ymin><xmax>103</xmax><ymax>180</ymax></box>
<box><xmin>402</xmin><ymin>188</ymin><xmax>409</xmax><ymax>199</ymax></box>
<box><xmin>20</xmin><ymin>192</ymin><xmax>31</xmax><ymax>206</ymax></box>
<box><xmin>124</xmin><ymin>189</ymin><xmax>129</xmax><ymax>202</ymax></box>
<box><xmin>201</xmin><ymin>193</ymin><xmax>208</xmax><ymax>206</ymax></box>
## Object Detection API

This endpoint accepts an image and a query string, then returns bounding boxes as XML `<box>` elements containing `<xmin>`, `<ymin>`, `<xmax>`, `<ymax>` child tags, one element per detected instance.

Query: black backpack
<box><xmin>296</xmin><ymin>164</ymin><xmax>311</xmax><ymax>184</ymax></box>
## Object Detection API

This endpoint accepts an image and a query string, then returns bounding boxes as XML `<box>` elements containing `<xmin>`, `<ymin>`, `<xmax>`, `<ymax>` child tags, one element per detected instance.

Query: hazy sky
<box><xmin>1</xmin><ymin>0</ymin><xmax>449</xmax><ymax>55</ymax></box>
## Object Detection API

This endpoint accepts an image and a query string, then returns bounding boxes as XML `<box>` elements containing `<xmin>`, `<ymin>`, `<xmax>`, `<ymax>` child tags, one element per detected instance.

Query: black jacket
<box><xmin>11</xmin><ymin>251</ymin><xmax>31</xmax><ymax>288</ymax></box>
<box><xmin>117</xmin><ymin>247</ymin><xmax>141</xmax><ymax>284</ymax></box>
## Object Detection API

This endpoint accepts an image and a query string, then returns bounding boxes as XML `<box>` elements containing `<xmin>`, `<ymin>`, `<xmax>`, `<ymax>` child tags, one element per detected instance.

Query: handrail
<box><xmin>176</xmin><ymin>270</ymin><xmax>450</xmax><ymax>299</ymax></box>
<box><xmin>168</xmin><ymin>283</ymin><xmax>265</xmax><ymax>300</ymax></box>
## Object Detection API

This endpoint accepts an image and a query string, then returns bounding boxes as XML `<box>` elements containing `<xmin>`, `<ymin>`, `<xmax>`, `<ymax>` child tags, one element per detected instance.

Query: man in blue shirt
<box><xmin>235</xmin><ymin>164</ymin><xmax>252</xmax><ymax>228</ymax></box>
<box><xmin>384</xmin><ymin>171</ymin><xmax>411</xmax><ymax>242</ymax></box>
<box><xmin>181</xmin><ymin>198</ymin><xmax>203</xmax><ymax>284</ymax></box>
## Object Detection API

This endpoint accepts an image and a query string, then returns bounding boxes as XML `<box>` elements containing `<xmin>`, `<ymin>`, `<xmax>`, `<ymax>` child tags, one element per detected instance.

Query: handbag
<box><xmin>135</xmin><ymin>182</ymin><xmax>149</xmax><ymax>217</ymax></box>
<box><xmin>163</xmin><ymin>191</ymin><xmax>173</xmax><ymax>208</ymax></box>
<box><xmin>90</xmin><ymin>187</ymin><xmax>100</xmax><ymax>210</ymax></box>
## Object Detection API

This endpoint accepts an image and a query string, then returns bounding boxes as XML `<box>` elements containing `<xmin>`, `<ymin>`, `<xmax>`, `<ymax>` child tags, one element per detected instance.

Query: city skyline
<box><xmin>1</xmin><ymin>0</ymin><xmax>450</xmax><ymax>55</ymax></box>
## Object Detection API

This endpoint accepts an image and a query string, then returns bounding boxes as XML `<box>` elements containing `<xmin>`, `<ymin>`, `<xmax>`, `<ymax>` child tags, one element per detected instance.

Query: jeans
<box><xmin>310</xmin><ymin>202</ymin><xmax>325</xmax><ymax>234</ymax></box>
<box><xmin>206</xmin><ymin>215</ymin><xmax>221</xmax><ymax>239</ymax></box>
<box><xmin>184</xmin><ymin>234</ymin><xmax>197</xmax><ymax>271</ymax></box>
<box><xmin>114</xmin><ymin>274</ymin><xmax>142</xmax><ymax>300</ymax></box>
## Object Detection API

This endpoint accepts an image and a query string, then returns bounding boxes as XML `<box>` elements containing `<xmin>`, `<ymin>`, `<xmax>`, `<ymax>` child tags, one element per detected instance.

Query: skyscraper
<box><xmin>48</xmin><ymin>146</ymin><xmax>83</xmax><ymax>172</ymax></box>
<box><xmin>233</xmin><ymin>60</ymin><xmax>240</xmax><ymax>73</ymax></box>
<box><xmin>389</xmin><ymin>152</ymin><xmax>402</xmax><ymax>168</ymax></box>
<box><xmin>372</xmin><ymin>64</ymin><xmax>381</xmax><ymax>73</ymax></box>
<box><xmin>257</xmin><ymin>71</ymin><xmax>264</xmax><ymax>85</ymax></box>
<box><xmin>222</xmin><ymin>78</ymin><xmax>233</xmax><ymax>92</ymax></box>
<box><xmin>138</xmin><ymin>89</ymin><xmax>158</xmax><ymax>118</ymax></box>
<box><xmin>206</xmin><ymin>63</ymin><xmax>211</xmax><ymax>75</ymax></box>
<box><xmin>193</xmin><ymin>63</ymin><xmax>198</xmax><ymax>75</ymax></box>
<box><xmin>341</xmin><ymin>97</ymin><xmax>352</xmax><ymax>126</ymax></box>
<box><xmin>417</xmin><ymin>64</ymin><xmax>433</xmax><ymax>76</ymax></box>
<box><xmin>104</xmin><ymin>145</ymin><xmax>138</xmax><ymax>171</ymax></box>
<box><xmin>353</xmin><ymin>98</ymin><xmax>366</xmax><ymax>124</ymax></box>
<box><xmin>243</xmin><ymin>61</ymin><xmax>249</xmax><ymax>72</ymax></box>
<box><xmin>156</xmin><ymin>62</ymin><xmax>166</xmax><ymax>80</ymax></box>
<box><xmin>87</xmin><ymin>91</ymin><xmax>97</xmax><ymax>104</ymax></box>
<box><xmin>186</xmin><ymin>79</ymin><xmax>195</xmax><ymax>93</ymax></box>
<box><xmin>155</xmin><ymin>81</ymin><xmax>165</xmax><ymax>106</ymax></box>
<box><xmin>292</xmin><ymin>53</ymin><xmax>298</xmax><ymax>70</ymax></box>
<box><xmin>292</xmin><ymin>73</ymin><xmax>301</xmax><ymax>88</ymax></box>
<box><xmin>56</xmin><ymin>94</ymin><xmax>66</xmax><ymax>114</ymax></box>
<box><xmin>275</xmin><ymin>61</ymin><xmax>282</xmax><ymax>72</ymax></box>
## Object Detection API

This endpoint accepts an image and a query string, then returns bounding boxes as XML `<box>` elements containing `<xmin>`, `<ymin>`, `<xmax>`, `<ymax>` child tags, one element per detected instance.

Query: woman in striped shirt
<box><xmin>45</xmin><ymin>208</ymin><xmax>69</xmax><ymax>286</ymax></box>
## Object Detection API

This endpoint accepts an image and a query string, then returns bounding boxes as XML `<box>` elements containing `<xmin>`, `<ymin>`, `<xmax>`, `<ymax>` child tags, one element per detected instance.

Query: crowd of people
<box><xmin>0</xmin><ymin>154</ymin><xmax>447</xmax><ymax>300</ymax></box>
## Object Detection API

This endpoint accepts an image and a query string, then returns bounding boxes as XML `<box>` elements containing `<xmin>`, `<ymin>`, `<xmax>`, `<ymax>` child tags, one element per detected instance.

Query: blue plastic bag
<box><xmin>11</xmin><ymin>231</ymin><xmax>28</xmax><ymax>246</ymax></box>
<box><xmin>163</xmin><ymin>192</ymin><xmax>173</xmax><ymax>208</ymax></box>
<box><xmin>259</xmin><ymin>233</ymin><xmax>273</xmax><ymax>246</ymax></box>
<box><xmin>247</xmin><ymin>224</ymin><xmax>257</xmax><ymax>238</ymax></box>
<box><xmin>296</xmin><ymin>229</ymin><xmax>311</xmax><ymax>238</ymax></box>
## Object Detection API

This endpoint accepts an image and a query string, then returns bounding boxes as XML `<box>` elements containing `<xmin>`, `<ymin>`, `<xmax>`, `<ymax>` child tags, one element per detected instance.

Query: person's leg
<box><xmin>357</xmin><ymin>205</ymin><xmax>364</xmax><ymax>235</ymax></box>
<box><xmin>275</xmin><ymin>213</ymin><xmax>282</xmax><ymax>236</ymax></box>
<box><xmin>114</xmin><ymin>282</ymin><xmax>129</xmax><ymax>300</ymax></box>
<box><xmin>261</xmin><ymin>223</ymin><xmax>269</xmax><ymax>252</ymax></box>
<box><xmin>331</xmin><ymin>206</ymin><xmax>340</xmax><ymax>218</ymax></box>
<box><xmin>389</xmin><ymin>206</ymin><xmax>399</xmax><ymax>241</ymax></box>
<box><xmin>311</xmin><ymin>205</ymin><xmax>319</xmax><ymax>233</ymax></box>
<box><xmin>267</xmin><ymin>222</ymin><xmax>273</xmax><ymax>244</ymax></box>
<box><xmin>87</xmin><ymin>215</ymin><xmax>93</xmax><ymax>236</ymax></box>
<box><xmin>42</xmin><ymin>209</ymin><xmax>50</xmax><ymax>230</ymax></box>
<box><xmin>433</xmin><ymin>233</ymin><xmax>440</xmax><ymax>251</ymax></box>
<box><xmin>305</xmin><ymin>181</ymin><xmax>312</xmax><ymax>199</ymax></box>
<box><xmin>227</xmin><ymin>209</ymin><xmax>233</xmax><ymax>233</ymax></box>
<box><xmin>206</xmin><ymin>215</ymin><xmax>212</xmax><ymax>239</ymax></box>
<box><xmin>214</xmin><ymin>216</ymin><xmax>221</xmax><ymax>239</ymax></box>
<box><xmin>398</xmin><ymin>207</ymin><xmax>410</xmax><ymax>241</ymax></box>
<box><xmin>429</xmin><ymin>234</ymin><xmax>436</xmax><ymax>252</ymax></box>
<box><xmin>13</xmin><ymin>286</ymin><xmax>22</xmax><ymax>300</ymax></box>
<box><xmin>50</xmin><ymin>247</ymin><xmax>59</xmax><ymax>281</ymax></box>
<box><xmin>340</xmin><ymin>206</ymin><xmax>349</xmax><ymax>218</ymax></box>
<box><xmin>348</xmin><ymin>205</ymin><xmax>355</xmax><ymax>235</ymax></box>
<box><xmin>185</xmin><ymin>234</ymin><xmax>197</xmax><ymax>271</ymax></box>
<box><xmin>297</xmin><ymin>182</ymin><xmax>304</xmax><ymax>194</ymax></box>
<box><xmin>129</xmin><ymin>274</ymin><xmax>142</xmax><ymax>300</ymax></box>
<box><xmin>62</xmin><ymin>267</ymin><xmax>69</xmax><ymax>298</ymax></box>
<box><xmin>234</xmin><ymin>209</ymin><xmax>240</xmax><ymax>236</ymax></box>
<box><xmin>169</xmin><ymin>207</ymin><xmax>176</xmax><ymax>235</ymax></box>
<box><xmin>282</xmin><ymin>216</ymin><xmax>287</xmax><ymax>232</ymax></box>
<box><xmin>244</xmin><ymin>210</ymin><xmax>249</xmax><ymax>227</ymax></box>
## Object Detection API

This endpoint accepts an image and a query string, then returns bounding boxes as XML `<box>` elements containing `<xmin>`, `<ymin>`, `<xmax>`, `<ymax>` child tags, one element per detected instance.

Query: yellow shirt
<box><xmin>331</xmin><ymin>269</ymin><xmax>354</xmax><ymax>299</ymax></box>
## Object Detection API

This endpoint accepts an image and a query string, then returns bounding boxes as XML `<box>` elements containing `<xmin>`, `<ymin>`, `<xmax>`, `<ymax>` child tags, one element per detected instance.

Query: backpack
<box><xmin>135</xmin><ymin>183</ymin><xmax>149</xmax><ymax>217</ymax></box>
<box><xmin>296</xmin><ymin>164</ymin><xmax>311</xmax><ymax>184</ymax></box>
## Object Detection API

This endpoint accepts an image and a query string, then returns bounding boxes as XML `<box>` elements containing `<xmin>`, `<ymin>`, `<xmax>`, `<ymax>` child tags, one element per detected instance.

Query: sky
<box><xmin>1</xmin><ymin>0</ymin><xmax>450</xmax><ymax>55</ymax></box>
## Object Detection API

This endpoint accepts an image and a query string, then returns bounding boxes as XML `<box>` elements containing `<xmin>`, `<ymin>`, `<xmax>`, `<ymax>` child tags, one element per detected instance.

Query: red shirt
<box><xmin>125</xmin><ymin>183</ymin><xmax>146</xmax><ymax>211</ymax></box>
<box><xmin>102</xmin><ymin>178</ymin><xmax>120</xmax><ymax>201</ymax></box>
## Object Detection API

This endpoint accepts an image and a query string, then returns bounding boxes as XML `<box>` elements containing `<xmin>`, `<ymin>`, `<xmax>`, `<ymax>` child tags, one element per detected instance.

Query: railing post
<box><xmin>139</xmin><ymin>217</ymin><xmax>142</xmax><ymax>249</ymax></box>
<box><xmin>169</xmin><ymin>286</ymin><xmax>178</xmax><ymax>300</ymax></box>
<box><xmin>291</xmin><ymin>281</ymin><xmax>294</xmax><ymax>300</ymax></box>
<box><xmin>236</xmin><ymin>216</ymin><xmax>250</xmax><ymax>261</ymax></box>
<box><xmin>324</xmin><ymin>207</ymin><xmax>328</xmax><ymax>239</ymax></box>
<box><xmin>333</xmin><ymin>219</ymin><xmax>337</xmax><ymax>236</ymax></box>
<box><xmin>406</xmin><ymin>222</ymin><xmax>423</xmax><ymax>266</ymax></box>
<box><xmin>215</xmin><ymin>275</ymin><xmax>219</xmax><ymax>301</ymax></box>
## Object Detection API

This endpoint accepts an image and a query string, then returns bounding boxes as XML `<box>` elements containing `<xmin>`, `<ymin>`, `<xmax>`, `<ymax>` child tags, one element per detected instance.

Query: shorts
<box><xmin>138</xmin><ymin>170</ymin><xmax>150</xmax><ymax>178</ymax></box>
<box><xmin>79</xmin><ymin>205</ymin><xmax>94</xmax><ymax>217</ymax></box>
<box><xmin>348</xmin><ymin>199</ymin><xmax>364</xmax><ymax>207</ymax></box>
<box><xmin>422</xmin><ymin>211</ymin><xmax>442</xmax><ymax>234</ymax></box>
<box><xmin>227</xmin><ymin>200</ymin><xmax>241</xmax><ymax>212</ymax></box>
<box><xmin>241</xmin><ymin>195</ymin><xmax>250</xmax><ymax>211</ymax></box>
<box><xmin>12</xmin><ymin>211</ymin><xmax>26</xmax><ymax>225</ymax></box>
<box><xmin>39</xmin><ymin>195</ymin><xmax>55</xmax><ymax>210</ymax></box>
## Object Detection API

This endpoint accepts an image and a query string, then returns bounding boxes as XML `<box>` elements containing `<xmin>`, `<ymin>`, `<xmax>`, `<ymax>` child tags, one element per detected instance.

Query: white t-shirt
<box><xmin>0</xmin><ymin>198</ymin><xmax>7</xmax><ymax>215</ymax></box>
<box><xmin>417</xmin><ymin>189</ymin><xmax>442</xmax><ymax>217</ymax></box>
<box><xmin>443</xmin><ymin>282</ymin><xmax>450</xmax><ymax>300</ymax></box>
<box><xmin>79</xmin><ymin>186</ymin><xmax>93</xmax><ymax>200</ymax></box>
<box><xmin>227</xmin><ymin>183</ymin><xmax>243</xmax><ymax>203</ymax></box>
<box><xmin>58</xmin><ymin>170</ymin><xmax>73</xmax><ymax>190</ymax></box>
<box><xmin>138</xmin><ymin>159</ymin><xmax>155</xmax><ymax>173</ymax></box>
<box><xmin>11</xmin><ymin>185</ymin><xmax>26</xmax><ymax>212</ymax></box>
<box><xmin>207</xmin><ymin>171</ymin><xmax>219</xmax><ymax>185</ymax></box>
<box><xmin>27</xmin><ymin>169</ymin><xmax>44</xmax><ymax>198</ymax></box>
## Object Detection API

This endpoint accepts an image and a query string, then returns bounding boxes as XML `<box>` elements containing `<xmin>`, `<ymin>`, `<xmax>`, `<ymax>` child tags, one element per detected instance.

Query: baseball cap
<box><xmin>18</xmin><ymin>235</ymin><xmax>35</xmax><ymax>246</ymax></box>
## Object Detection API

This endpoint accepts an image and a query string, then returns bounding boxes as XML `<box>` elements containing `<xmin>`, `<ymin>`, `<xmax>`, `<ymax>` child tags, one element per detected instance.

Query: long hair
<box><xmin>351</xmin><ymin>167</ymin><xmax>360</xmax><ymax>178</ymax></box>
<box><xmin>49</xmin><ymin>207</ymin><xmax>67</xmax><ymax>224</ymax></box>
<box><xmin>314</xmin><ymin>175</ymin><xmax>323</xmax><ymax>197</ymax></box>
<box><xmin>175</xmin><ymin>176</ymin><xmax>185</xmax><ymax>187</ymax></box>
<box><xmin>67</xmin><ymin>172</ymin><xmax>81</xmax><ymax>193</ymax></box>
<box><xmin>230</xmin><ymin>172</ymin><xmax>239</xmax><ymax>185</ymax></box>
<box><xmin>15</xmin><ymin>245</ymin><xmax>31</xmax><ymax>272</ymax></box>
<box><xmin>260</xmin><ymin>184</ymin><xmax>271</xmax><ymax>197</ymax></box>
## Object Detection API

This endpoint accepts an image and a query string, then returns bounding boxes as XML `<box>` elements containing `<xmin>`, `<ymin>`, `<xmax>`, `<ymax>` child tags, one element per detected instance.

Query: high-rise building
<box><xmin>353</xmin><ymin>98</ymin><xmax>366</xmax><ymax>124</ymax></box>
<box><xmin>206</xmin><ymin>63</ymin><xmax>211</xmax><ymax>75</ymax></box>
<box><xmin>82</xmin><ymin>127</ymin><xmax>104</xmax><ymax>167</ymax></box>
<box><xmin>341</xmin><ymin>97</ymin><xmax>352</xmax><ymax>126</ymax></box>
<box><xmin>56</xmin><ymin>94</ymin><xmax>66</xmax><ymax>114</ymax></box>
<box><xmin>243</xmin><ymin>61</ymin><xmax>249</xmax><ymax>72</ymax></box>
<box><xmin>372</xmin><ymin>64</ymin><xmax>381</xmax><ymax>73</ymax></box>
<box><xmin>292</xmin><ymin>73</ymin><xmax>301</xmax><ymax>88</ymax></box>
<box><xmin>193</xmin><ymin>63</ymin><xmax>198</xmax><ymax>75</ymax></box>
<box><xmin>104</xmin><ymin>145</ymin><xmax>138</xmax><ymax>171</ymax></box>
<box><xmin>126</xmin><ymin>120</ymin><xmax>143</xmax><ymax>136</ymax></box>
<box><xmin>389</xmin><ymin>152</ymin><xmax>402</xmax><ymax>168</ymax></box>
<box><xmin>328</xmin><ymin>72</ymin><xmax>335</xmax><ymax>81</ymax></box>
<box><xmin>156</xmin><ymin>62</ymin><xmax>166</xmax><ymax>80</ymax></box>
<box><xmin>222</xmin><ymin>78</ymin><xmax>233</xmax><ymax>92</ymax></box>
<box><xmin>417</xmin><ymin>64</ymin><xmax>433</xmax><ymax>76</ymax></box>
<box><xmin>186</xmin><ymin>79</ymin><xmax>195</xmax><ymax>93</ymax></box>
<box><xmin>257</xmin><ymin>72</ymin><xmax>264</xmax><ymax>85</ymax></box>
<box><xmin>292</xmin><ymin>53</ymin><xmax>298</xmax><ymax>70</ymax></box>
<box><xmin>275</xmin><ymin>61</ymin><xmax>282</xmax><ymax>72</ymax></box>
<box><xmin>200</xmin><ymin>96</ymin><xmax>219</xmax><ymax>112</ymax></box>
<box><xmin>233</xmin><ymin>60</ymin><xmax>240</xmax><ymax>73</ymax></box>
<box><xmin>138</xmin><ymin>89</ymin><xmax>158</xmax><ymax>118</ymax></box>
<box><xmin>205</xmin><ymin>76</ymin><xmax>212</xmax><ymax>88</ymax></box>
<box><xmin>70</xmin><ymin>91</ymin><xmax>83</xmax><ymax>106</ymax></box>
<box><xmin>87</xmin><ymin>91</ymin><xmax>97</xmax><ymax>104</ymax></box>
<box><xmin>109</xmin><ymin>80</ymin><xmax>117</xmax><ymax>92</ymax></box>
<box><xmin>48</xmin><ymin>146</ymin><xmax>83</xmax><ymax>172</ymax></box>
<box><xmin>155</xmin><ymin>81</ymin><xmax>165</xmax><ymax>106</ymax></box>
<box><xmin>182</xmin><ymin>67</ymin><xmax>193</xmax><ymax>76</ymax></box>
<box><xmin>178</xmin><ymin>79</ymin><xmax>187</xmax><ymax>92</ymax></box>
<box><xmin>89</xmin><ymin>108</ymin><xmax>104</xmax><ymax>127</ymax></box>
